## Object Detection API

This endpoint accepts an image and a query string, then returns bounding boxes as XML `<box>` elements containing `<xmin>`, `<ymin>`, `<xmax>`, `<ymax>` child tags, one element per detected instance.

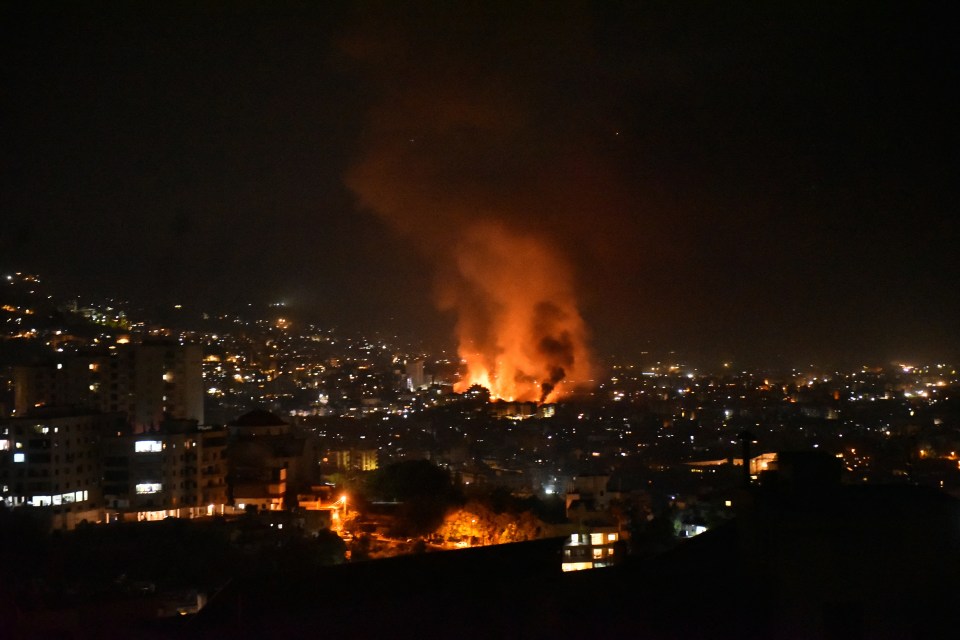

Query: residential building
<box><xmin>330</xmin><ymin>448</ymin><xmax>379</xmax><ymax>472</ymax></box>
<box><xmin>0</xmin><ymin>409</ymin><xmax>125</xmax><ymax>530</ymax></box>
<box><xmin>561</xmin><ymin>528</ymin><xmax>622</xmax><ymax>572</ymax></box>
<box><xmin>12</xmin><ymin>340</ymin><xmax>203</xmax><ymax>432</ymax></box>
<box><xmin>228</xmin><ymin>410</ymin><xmax>318</xmax><ymax>511</ymax></box>
<box><xmin>101</xmin><ymin>420</ymin><xmax>228</xmax><ymax>522</ymax></box>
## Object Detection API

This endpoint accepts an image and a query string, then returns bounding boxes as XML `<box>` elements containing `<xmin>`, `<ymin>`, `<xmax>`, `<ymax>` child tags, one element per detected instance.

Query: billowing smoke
<box><xmin>342</xmin><ymin>5</ymin><xmax>596</xmax><ymax>402</ymax></box>
<box><xmin>440</xmin><ymin>221</ymin><xmax>591</xmax><ymax>402</ymax></box>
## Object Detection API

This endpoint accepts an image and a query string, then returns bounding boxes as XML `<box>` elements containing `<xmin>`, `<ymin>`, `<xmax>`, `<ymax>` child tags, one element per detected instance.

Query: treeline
<box><xmin>352</xmin><ymin>459</ymin><xmax>566</xmax><ymax>540</ymax></box>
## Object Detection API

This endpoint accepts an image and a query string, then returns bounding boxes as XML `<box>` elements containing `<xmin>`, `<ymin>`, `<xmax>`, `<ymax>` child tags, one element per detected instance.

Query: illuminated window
<box><xmin>13</xmin><ymin>452</ymin><xmax>25</xmax><ymax>463</ymax></box>
<box><xmin>590</xmin><ymin>533</ymin><xmax>604</xmax><ymax>545</ymax></box>
<box><xmin>607</xmin><ymin>533</ymin><xmax>617</xmax><ymax>542</ymax></box>
<box><xmin>593</xmin><ymin>548</ymin><xmax>603</xmax><ymax>558</ymax></box>
<box><xmin>0</xmin><ymin>439</ymin><xmax>9</xmax><ymax>451</ymax></box>
<box><xmin>136</xmin><ymin>483</ymin><xmax>162</xmax><ymax>494</ymax></box>
<box><xmin>135</xmin><ymin>440</ymin><xmax>163</xmax><ymax>453</ymax></box>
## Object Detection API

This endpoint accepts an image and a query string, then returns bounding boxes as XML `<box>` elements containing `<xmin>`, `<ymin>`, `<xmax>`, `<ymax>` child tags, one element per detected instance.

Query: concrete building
<box><xmin>566</xmin><ymin>473</ymin><xmax>612</xmax><ymax>512</ymax></box>
<box><xmin>232</xmin><ymin>466</ymin><xmax>286</xmax><ymax>512</ymax></box>
<box><xmin>228</xmin><ymin>410</ymin><xmax>318</xmax><ymax>511</ymax></box>
<box><xmin>407</xmin><ymin>359</ymin><xmax>428</xmax><ymax>390</ymax></box>
<box><xmin>101</xmin><ymin>420</ymin><xmax>229</xmax><ymax>522</ymax></box>
<box><xmin>12</xmin><ymin>340</ymin><xmax>204</xmax><ymax>433</ymax></box>
<box><xmin>330</xmin><ymin>448</ymin><xmax>379</xmax><ymax>472</ymax></box>
<box><xmin>561</xmin><ymin>528</ymin><xmax>623</xmax><ymax>572</ymax></box>
<box><xmin>0</xmin><ymin>409</ymin><xmax>126</xmax><ymax>530</ymax></box>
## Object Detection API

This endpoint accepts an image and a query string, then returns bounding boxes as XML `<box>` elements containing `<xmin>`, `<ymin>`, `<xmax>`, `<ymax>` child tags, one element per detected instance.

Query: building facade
<box><xmin>13</xmin><ymin>340</ymin><xmax>204</xmax><ymax>433</ymax></box>
<box><xmin>101</xmin><ymin>421</ymin><xmax>228</xmax><ymax>522</ymax></box>
<box><xmin>0</xmin><ymin>410</ymin><xmax>126</xmax><ymax>529</ymax></box>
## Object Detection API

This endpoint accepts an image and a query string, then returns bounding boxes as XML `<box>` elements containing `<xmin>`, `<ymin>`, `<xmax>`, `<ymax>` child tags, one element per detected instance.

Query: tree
<box><xmin>366</xmin><ymin>460</ymin><xmax>463</xmax><ymax>537</ymax></box>
<box><xmin>437</xmin><ymin>500</ymin><xmax>545</xmax><ymax>546</ymax></box>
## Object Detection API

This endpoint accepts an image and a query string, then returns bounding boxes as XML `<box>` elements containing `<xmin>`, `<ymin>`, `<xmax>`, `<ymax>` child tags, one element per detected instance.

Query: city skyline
<box><xmin>2</xmin><ymin>1</ymin><xmax>957</xmax><ymax>367</ymax></box>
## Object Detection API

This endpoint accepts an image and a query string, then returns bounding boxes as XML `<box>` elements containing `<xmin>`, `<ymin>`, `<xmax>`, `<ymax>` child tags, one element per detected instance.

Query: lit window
<box><xmin>136</xmin><ymin>483</ymin><xmax>162</xmax><ymax>494</ymax></box>
<box><xmin>135</xmin><ymin>440</ymin><xmax>163</xmax><ymax>453</ymax></box>
<box><xmin>13</xmin><ymin>452</ymin><xmax>25</xmax><ymax>463</ymax></box>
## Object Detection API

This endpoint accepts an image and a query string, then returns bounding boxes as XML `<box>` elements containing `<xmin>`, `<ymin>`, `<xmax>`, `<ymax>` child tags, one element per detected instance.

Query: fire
<box><xmin>341</xmin><ymin>30</ymin><xmax>594</xmax><ymax>404</ymax></box>
<box><xmin>444</xmin><ymin>221</ymin><xmax>592</xmax><ymax>403</ymax></box>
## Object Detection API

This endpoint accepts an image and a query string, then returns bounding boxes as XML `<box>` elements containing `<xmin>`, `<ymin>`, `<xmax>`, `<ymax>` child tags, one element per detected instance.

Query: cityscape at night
<box><xmin>2</xmin><ymin>1</ymin><xmax>958</xmax><ymax>638</ymax></box>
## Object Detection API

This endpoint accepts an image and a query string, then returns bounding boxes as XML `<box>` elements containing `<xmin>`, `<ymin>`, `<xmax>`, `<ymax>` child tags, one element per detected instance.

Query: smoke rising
<box><xmin>441</xmin><ymin>221</ymin><xmax>591</xmax><ymax>402</ymax></box>
<box><xmin>342</xmin><ymin>7</ymin><xmax>595</xmax><ymax>401</ymax></box>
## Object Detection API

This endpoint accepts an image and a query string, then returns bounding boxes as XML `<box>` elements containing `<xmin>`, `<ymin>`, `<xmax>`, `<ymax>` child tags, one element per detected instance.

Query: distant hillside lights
<box><xmin>5</xmin><ymin>272</ymin><xmax>40</xmax><ymax>284</ymax></box>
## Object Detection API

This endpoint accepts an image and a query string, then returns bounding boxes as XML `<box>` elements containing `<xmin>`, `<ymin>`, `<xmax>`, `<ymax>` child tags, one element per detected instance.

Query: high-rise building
<box><xmin>13</xmin><ymin>340</ymin><xmax>204</xmax><ymax>432</ymax></box>
<box><xmin>0</xmin><ymin>409</ymin><xmax>126</xmax><ymax>530</ymax></box>
<box><xmin>101</xmin><ymin>420</ymin><xmax>228</xmax><ymax>522</ymax></box>
<box><xmin>407</xmin><ymin>359</ymin><xmax>428</xmax><ymax>390</ymax></box>
<box><xmin>330</xmin><ymin>448</ymin><xmax>379</xmax><ymax>472</ymax></box>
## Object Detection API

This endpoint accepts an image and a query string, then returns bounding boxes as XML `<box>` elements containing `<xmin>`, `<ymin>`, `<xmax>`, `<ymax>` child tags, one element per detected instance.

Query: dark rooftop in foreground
<box><xmin>228</xmin><ymin>410</ymin><xmax>289</xmax><ymax>428</ymax></box>
<box><xmin>3</xmin><ymin>480</ymin><xmax>958</xmax><ymax>639</ymax></box>
<box><xmin>167</xmin><ymin>483</ymin><xmax>960</xmax><ymax>639</ymax></box>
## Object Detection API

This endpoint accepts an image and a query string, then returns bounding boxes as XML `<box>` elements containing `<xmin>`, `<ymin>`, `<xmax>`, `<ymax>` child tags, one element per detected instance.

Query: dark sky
<box><xmin>1</xmin><ymin>1</ymin><xmax>957</xmax><ymax>366</ymax></box>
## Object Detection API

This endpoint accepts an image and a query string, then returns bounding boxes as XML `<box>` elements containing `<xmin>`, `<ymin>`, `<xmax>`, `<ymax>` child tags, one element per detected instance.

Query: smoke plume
<box><xmin>440</xmin><ymin>221</ymin><xmax>591</xmax><ymax>402</ymax></box>
<box><xmin>342</xmin><ymin>5</ymin><xmax>596</xmax><ymax>402</ymax></box>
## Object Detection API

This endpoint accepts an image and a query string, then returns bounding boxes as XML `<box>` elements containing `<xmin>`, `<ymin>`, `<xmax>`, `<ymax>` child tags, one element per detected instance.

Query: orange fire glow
<box><xmin>341</xmin><ymin>39</ymin><xmax>595</xmax><ymax>404</ymax></box>
<box><xmin>443</xmin><ymin>221</ymin><xmax>592</xmax><ymax>403</ymax></box>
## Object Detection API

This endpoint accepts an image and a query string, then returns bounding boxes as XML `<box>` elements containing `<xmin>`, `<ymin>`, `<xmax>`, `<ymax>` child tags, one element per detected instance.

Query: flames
<box><xmin>344</xmin><ymin>133</ymin><xmax>595</xmax><ymax>404</ymax></box>
<box><xmin>341</xmin><ymin>15</ymin><xmax>594</xmax><ymax>404</ymax></box>
<box><xmin>444</xmin><ymin>221</ymin><xmax>591</xmax><ymax>403</ymax></box>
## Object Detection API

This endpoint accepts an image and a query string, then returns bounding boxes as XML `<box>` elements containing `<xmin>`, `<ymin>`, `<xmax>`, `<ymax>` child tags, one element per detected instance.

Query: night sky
<box><xmin>2</xmin><ymin>1</ymin><xmax>957</xmax><ymax>366</ymax></box>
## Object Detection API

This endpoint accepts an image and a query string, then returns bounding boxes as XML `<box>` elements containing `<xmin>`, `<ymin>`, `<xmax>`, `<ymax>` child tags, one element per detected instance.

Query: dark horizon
<box><xmin>2</xmin><ymin>1</ymin><xmax>957</xmax><ymax>367</ymax></box>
